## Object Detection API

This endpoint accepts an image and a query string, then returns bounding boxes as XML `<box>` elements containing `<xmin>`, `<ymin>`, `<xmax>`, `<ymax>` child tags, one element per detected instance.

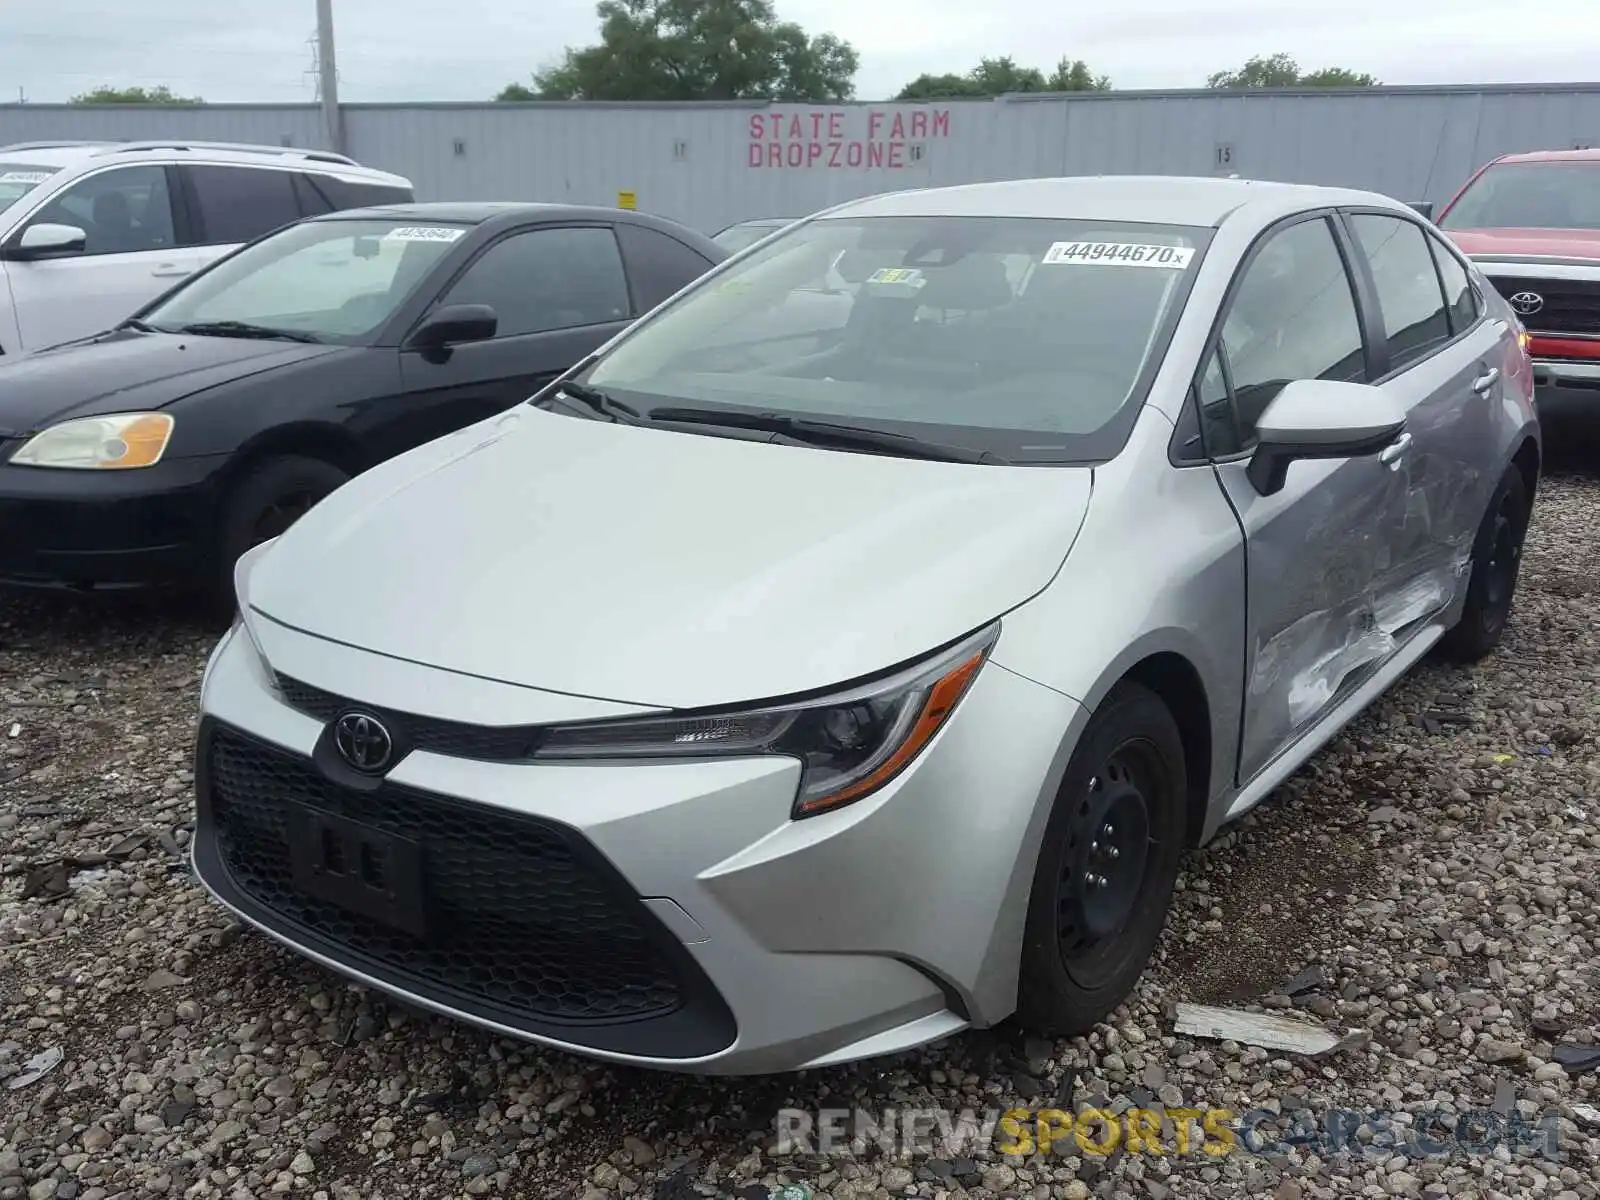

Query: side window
<box><xmin>1195</xmin><ymin>346</ymin><xmax>1243</xmax><ymax>457</ymax></box>
<box><xmin>1348</xmin><ymin>213</ymin><xmax>1452</xmax><ymax>370</ymax></box>
<box><xmin>614</xmin><ymin>223</ymin><xmax>716</xmax><ymax>312</ymax></box>
<box><xmin>1427</xmin><ymin>231</ymin><xmax>1481</xmax><ymax>335</ymax></box>
<box><xmin>1216</xmin><ymin>217</ymin><xmax>1367</xmax><ymax>450</ymax></box>
<box><xmin>292</xmin><ymin>173</ymin><xmax>334</xmax><ymax>217</ymax></box>
<box><xmin>187</xmin><ymin>166</ymin><xmax>302</xmax><ymax>246</ymax></box>
<box><xmin>307</xmin><ymin>175</ymin><xmax>415</xmax><ymax>210</ymax></box>
<box><xmin>24</xmin><ymin>165</ymin><xmax>176</xmax><ymax>256</ymax></box>
<box><xmin>438</xmin><ymin>226</ymin><xmax>631</xmax><ymax>338</ymax></box>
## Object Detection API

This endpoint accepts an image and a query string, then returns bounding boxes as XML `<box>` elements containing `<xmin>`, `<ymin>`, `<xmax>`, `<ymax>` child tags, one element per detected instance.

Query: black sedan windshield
<box><xmin>583</xmin><ymin>214</ymin><xmax>1210</xmax><ymax>461</ymax></box>
<box><xmin>145</xmin><ymin>219</ymin><xmax>467</xmax><ymax>343</ymax></box>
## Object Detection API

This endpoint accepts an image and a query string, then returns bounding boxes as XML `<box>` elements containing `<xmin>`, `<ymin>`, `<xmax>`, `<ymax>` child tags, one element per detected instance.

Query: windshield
<box><xmin>0</xmin><ymin>163</ymin><xmax>61</xmax><ymax>214</ymax></box>
<box><xmin>144</xmin><ymin>218</ymin><xmax>468</xmax><ymax>343</ymax></box>
<box><xmin>1440</xmin><ymin>161</ymin><xmax>1600</xmax><ymax>231</ymax></box>
<box><xmin>581</xmin><ymin>214</ymin><xmax>1210</xmax><ymax>462</ymax></box>
<box><xmin>713</xmin><ymin>220</ymin><xmax>787</xmax><ymax>252</ymax></box>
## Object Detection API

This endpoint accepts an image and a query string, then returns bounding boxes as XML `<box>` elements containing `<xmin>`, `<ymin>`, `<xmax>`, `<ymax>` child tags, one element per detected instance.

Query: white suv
<box><xmin>0</xmin><ymin>140</ymin><xmax>413</xmax><ymax>355</ymax></box>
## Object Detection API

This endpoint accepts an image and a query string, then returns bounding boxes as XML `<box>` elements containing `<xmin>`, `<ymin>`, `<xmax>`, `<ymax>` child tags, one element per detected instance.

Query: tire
<box><xmin>210</xmin><ymin>455</ymin><xmax>350</xmax><ymax>609</ymax></box>
<box><xmin>1015</xmin><ymin>681</ymin><xmax>1188</xmax><ymax>1037</ymax></box>
<box><xmin>1438</xmin><ymin>466</ymin><xmax>1531</xmax><ymax>663</ymax></box>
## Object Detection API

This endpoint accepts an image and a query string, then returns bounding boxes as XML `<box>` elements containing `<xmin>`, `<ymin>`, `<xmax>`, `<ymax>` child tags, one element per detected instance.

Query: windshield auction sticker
<box><xmin>0</xmin><ymin>171</ymin><xmax>52</xmax><ymax>184</ymax></box>
<box><xmin>1043</xmin><ymin>241</ymin><xmax>1194</xmax><ymax>268</ymax></box>
<box><xmin>383</xmin><ymin>226</ymin><xmax>466</xmax><ymax>243</ymax></box>
<box><xmin>866</xmin><ymin>267</ymin><xmax>925</xmax><ymax>285</ymax></box>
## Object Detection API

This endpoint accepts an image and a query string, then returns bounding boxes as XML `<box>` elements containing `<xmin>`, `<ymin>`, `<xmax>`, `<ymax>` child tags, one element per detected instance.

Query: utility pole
<box><xmin>315</xmin><ymin>0</ymin><xmax>345</xmax><ymax>155</ymax></box>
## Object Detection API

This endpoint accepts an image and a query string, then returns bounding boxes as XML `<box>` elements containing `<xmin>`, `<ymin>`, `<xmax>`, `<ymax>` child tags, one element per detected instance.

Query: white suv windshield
<box><xmin>583</xmin><ymin>214</ymin><xmax>1210</xmax><ymax>461</ymax></box>
<box><xmin>145</xmin><ymin>218</ymin><xmax>467</xmax><ymax>343</ymax></box>
<box><xmin>0</xmin><ymin>163</ymin><xmax>61</xmax><ymax>213</ymax></box>
<box><xmin>1440</xmin><ymin>162</ymin><xmax>1600</xmax><ymax>231</ymax></box>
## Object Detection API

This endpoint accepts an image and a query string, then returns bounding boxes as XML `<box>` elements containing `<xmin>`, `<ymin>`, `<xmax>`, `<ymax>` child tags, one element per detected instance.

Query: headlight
<box><xmin>9</xmin><ymin>412</ymin><xmax>174</xmax><ymax>469</ymax></box>
<box><xmin>535</xmin><ymin>623</ymin><xmax>999</xmax><ymax>818</ymax></box>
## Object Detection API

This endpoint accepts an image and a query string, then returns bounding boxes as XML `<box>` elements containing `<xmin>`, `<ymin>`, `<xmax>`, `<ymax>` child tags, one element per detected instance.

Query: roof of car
<box><xmin>320</xmin><ymin>201</ymin><xmax>688</xmax><ymax>226</ymax></box>
<box><xmin>1492</xmin><ymin>148</ymin><xmax>1600</xmax><ymax>165</ymax></box>
<box><xmin>827</xmin><ymin>175</ymin><xmax>1400</xmax><ymax>228</ymax></box>
<box><xmin>0</xmin><ymin>140</ymin><xmax>407</xmax><ymax>185</ymax></box>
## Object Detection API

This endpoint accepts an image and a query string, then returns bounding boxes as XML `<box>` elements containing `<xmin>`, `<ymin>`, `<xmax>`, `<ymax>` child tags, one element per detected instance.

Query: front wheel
<box><xmin>210</xmin><ymin>455</ymin><xmax>350</xmax><ymax>608</ymax></box>
<box><xmin>1015</xmin><ymin>681</ymin><xmax>1188</xmax><ymax>1036</ymax></box>
<box><xmin>1439</xmin><ymin>466</ymin><xmax>1530</xmax><ymax>663</ymax></box>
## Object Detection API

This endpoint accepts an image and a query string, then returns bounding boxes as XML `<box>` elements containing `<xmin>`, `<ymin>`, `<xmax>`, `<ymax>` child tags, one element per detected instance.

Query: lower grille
<box><xmin>195</xmin><ymin>720</ymin><xmax>735</xmax><ymax>1054</ymax></box>
<box><xmin>1487</xmin><ymin>276</ymin><xmax>1600</xmax><ymax>337</ymax></box>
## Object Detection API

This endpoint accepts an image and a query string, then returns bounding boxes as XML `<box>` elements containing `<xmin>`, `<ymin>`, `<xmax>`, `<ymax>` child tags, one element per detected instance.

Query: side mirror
<box><xmin>1246</xmin><ymin>379</ymin><xmax>1407</xmax><ymax>497</ymax></box>
<box><xmin>1406</xmin><ymin>201</ymin><xmax>1435</xmax><ymax>220</ymax></box>
<box><xmin>407</xmin><ymin>303</ymin><xmax>497</xmax><ymax>352</ymax></box>
<box><xmin>7</xmin><ymin>222</ymin><xmax>88</xmax><ymax>260</ymax></box>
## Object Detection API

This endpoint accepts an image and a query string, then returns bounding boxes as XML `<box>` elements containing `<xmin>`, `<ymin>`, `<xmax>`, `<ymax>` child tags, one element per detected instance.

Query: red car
<box><xmin>1435</xmin><ymin>148</ymin><xmax>1600</xmax><ymax>402</ymax></box>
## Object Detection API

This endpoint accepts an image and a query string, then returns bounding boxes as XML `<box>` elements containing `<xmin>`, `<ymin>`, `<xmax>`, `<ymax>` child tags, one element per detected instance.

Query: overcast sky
<box><xmin>3</xmin><ymin>0</ymin><xmax>1599</xmax><ymax>105</ymax></box>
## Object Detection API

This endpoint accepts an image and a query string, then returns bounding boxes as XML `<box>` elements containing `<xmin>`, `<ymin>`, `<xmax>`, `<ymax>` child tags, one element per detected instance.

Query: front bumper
<box><xmin>191</xmin><ymin>621</ymin><xmax>1083</xmax><ymax>1074</ymax></box>
<box><xmin>0</xmin><ymin>453</ymin><xmax>225</xmax><ymax>590</ymax></box>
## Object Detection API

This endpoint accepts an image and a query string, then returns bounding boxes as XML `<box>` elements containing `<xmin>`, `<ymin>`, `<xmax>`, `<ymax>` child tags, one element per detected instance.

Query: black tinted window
<box><xmin>440</xmin><ymin>226</ymin><xmax>631</xmax><ymax>337</ymax></box>
<box><xmin>1428</xmin><ymin>231</ymin><xmax>1480</xmax><ymax>334</ymax></box>
<box><xmin>615</xmin><ymin>223</ymin><xmax>716</xmax><ymax>311</ymax></box>
<box><xmin>1219</xmin><ymin>217</ymin><xmax>1366</xmax><ymax>447</ymax></box>
<box><xmin>292</xmin><ymin>173</ymin><xmax>334</xmax><ymax>216</ymax></box>
<box><xmin>306</xmin><ymin>176</ymin><xmax>414</xmax><ymax>210</ymax></box>
<box><xmin>1350</xmin><ymin>214</ymin><xmax>1451</xmax><ymax>370</ymax></box>
<box><xmin>26</xmin><ymin>165</ymin><xmax>176</xmax><ymax>256</ymax></box>
<box><xmin>188</xmin><ymin>166</ymin><xmax>301</xmax><ymax>245</ymax></box>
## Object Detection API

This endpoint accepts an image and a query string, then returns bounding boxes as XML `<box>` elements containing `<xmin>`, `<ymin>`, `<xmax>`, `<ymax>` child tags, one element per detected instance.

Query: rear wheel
<box><xmin>1016</xmin><ymin>681</ymin><xmax>1187</xmax><ymax>1035</ymax></box>
<box><xmin>210</xmin><ymin>455</ymin><xmax>349</xmax><ymax>608</ymax></box>
<box><xmin>1439</xmin><ymin>466</ymin><xmax>1530</xmax><ymax>663</ymax></box>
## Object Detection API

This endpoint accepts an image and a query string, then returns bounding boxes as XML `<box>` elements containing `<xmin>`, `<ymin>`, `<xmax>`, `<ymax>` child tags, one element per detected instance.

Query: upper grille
<box><xmin>1486</xmin><ymin>276</ymin><xmax>1600</xmax><ymax>338</ymax></box>
<box><xmin>201</xmin><ymin>723</ymin><xmax>684</xmax><ymax>1025</ymax></box>
<box><xmin>275</xmin><ymin>674</ymin><xmax>543</xmax><ymax>762</ymax></box>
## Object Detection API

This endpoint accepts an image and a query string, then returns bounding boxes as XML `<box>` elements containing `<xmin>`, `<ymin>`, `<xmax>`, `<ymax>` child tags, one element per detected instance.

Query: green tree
<box><xmin>1206</xmin><ymin>53</ymin><xmax>1377</xmax><ymax>89</ymax></box>
<box><xmin>498</xmin><ymin>0</ymin><xmax>858</xmax><ymax>102</ymax></box>
<box><xmin>70</xmin><ymin>85</ymin><xmax>203</xmax><ymax>105</ymax></box>
<box><xmin>896</xmin><ymin>55</ymin><xmax>1110</xmax><ymax>100</ymax></box>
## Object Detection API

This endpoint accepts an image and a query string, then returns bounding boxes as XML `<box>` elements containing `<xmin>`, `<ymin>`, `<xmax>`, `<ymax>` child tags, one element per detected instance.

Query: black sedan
<box><xmin>0</xmin><ymin>202</ymin><xmax>726</xmax><ymax>599</ymax></box>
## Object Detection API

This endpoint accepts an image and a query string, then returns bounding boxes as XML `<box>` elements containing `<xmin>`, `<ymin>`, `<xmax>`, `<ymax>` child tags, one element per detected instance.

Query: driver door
<box><xmin>7</xmin><ymin>165</ymin><xmax>200</xmax><ymax>351</ymax></box>
<box><xmin>386</xmin><ymin>224</ymin><xmax>635</xmax><ymax>460</ymax></box>
<box><xmin>1201</xmin><ymin>214</ymin><xmax>1413</xmax><ymax>785</ymax></box>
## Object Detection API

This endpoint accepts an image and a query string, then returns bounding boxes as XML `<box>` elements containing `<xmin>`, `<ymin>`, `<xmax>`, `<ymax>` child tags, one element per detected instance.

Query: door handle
<box><xmin>1378</xmin><ymin>432</ymin><xmax>1413</xmax><ymax>467</ymax></box>
<box><xmin>1472</xmin><ymin>366</ymin><xmax>1500</xmax><ymax>394</ymax></box>
<box><xmin>151</xmin><ymin>263</ymin><xmax>190</xmax><ymax>277</ymax></box>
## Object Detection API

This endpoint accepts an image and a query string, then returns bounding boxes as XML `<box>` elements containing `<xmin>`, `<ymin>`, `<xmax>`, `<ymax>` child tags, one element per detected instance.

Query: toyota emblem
<box><xmin>333</xmin><ymin>712</ymin><xmax>393</xmax><ymax>772</ymax></box>
<box><xmin>1509</xmin><ymin>291</ymin><xmax>1545</xmax><ymax>316</ymax></box>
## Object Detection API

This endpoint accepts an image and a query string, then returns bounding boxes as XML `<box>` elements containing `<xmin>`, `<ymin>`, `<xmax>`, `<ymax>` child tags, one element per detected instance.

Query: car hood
<box><xmin>0</xmin><ymin>329</ymin><xmax>343</xmax><ymax>437</ymax></box>
<box><xmin>1445</xmin><ymin>227</ymin><xmax>1600</xmax><ymax>261</ymax></box>
<box><xmin>248</xmin><ymin>407</ymin><xmax>1093</xmax><ymax>711</ymax></box>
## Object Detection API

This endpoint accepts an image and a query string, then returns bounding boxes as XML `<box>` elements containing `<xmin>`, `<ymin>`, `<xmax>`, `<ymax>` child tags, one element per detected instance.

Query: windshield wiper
<box><xmin>175</xmin><ymin>321</ymin><xmax>321</xmax><ymax>344</ymax></box>
<box><xmin>648</xmin><ymin>406</ymin><xmax>1006</xmax><ymax>464</ymax></box>
<box><xmin>117</xmin><ymin>317</ymin><xmax>158</xmax><ymax>333</ymax></box>
<box><xmin>538</xmin><ymin>381</ymin><xmax>647</xmax><ymax>424</ymax></box>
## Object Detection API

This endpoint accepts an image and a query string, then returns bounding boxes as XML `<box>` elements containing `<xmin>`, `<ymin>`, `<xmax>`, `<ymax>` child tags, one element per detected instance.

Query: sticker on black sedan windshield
<box><xmin>1042</xmin><ymin>241</ymin><xmax>1194</xmax><ymax>268</ymax></box>
<box><xmin>383</xmin><ymin>226</ymin><xmax>466</xmax><ymax>243</ymax></box>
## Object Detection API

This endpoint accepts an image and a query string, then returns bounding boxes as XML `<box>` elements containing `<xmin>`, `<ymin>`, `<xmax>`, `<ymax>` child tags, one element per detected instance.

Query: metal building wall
<box><xmin>3</xmin><ymin>84</ymin><xmax>1598</xmax><ymax>234</ymax></box>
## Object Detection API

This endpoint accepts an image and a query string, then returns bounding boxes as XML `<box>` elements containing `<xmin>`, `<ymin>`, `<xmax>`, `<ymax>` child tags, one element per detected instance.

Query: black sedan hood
<box><xmin>0</xmin><ymin>328</ymin><xmax>343</xmax><ymax>437</ymax></box>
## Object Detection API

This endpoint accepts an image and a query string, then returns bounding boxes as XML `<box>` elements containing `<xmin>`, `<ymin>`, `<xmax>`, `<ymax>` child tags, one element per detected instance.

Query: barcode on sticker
<box><xmin>1043</xmin><ymin>241</ymin><xmax>1194</xmax><ymax>268</ymax></box>
<box><xmin>0</xmin><ymin>171</ymin><xmax>51</xmax><ymax>184</ymax></box>
<box><xmin>383</xmin><ymin>226</ymin><xmax>465</xmax><ymax>243</ymax></box>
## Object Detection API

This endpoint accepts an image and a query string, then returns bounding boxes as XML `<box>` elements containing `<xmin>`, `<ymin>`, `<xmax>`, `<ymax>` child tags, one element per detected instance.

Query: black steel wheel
<box><xmin>1017</xmin><ymin>681</ymin><xmax>1187</xmax><ymax>1036</ymax></box>
<box><xmin>209</xmin><ymin>455</ymin><xmax>350</xmax><ymax>611</ymax></box>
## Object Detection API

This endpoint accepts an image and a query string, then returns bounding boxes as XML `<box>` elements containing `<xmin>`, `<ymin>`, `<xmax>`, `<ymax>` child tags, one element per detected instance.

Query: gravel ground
<box><xmin>3</xmin><ymin>470</ymin><xmax>1599</xmax><ymax>1200</ymax></box>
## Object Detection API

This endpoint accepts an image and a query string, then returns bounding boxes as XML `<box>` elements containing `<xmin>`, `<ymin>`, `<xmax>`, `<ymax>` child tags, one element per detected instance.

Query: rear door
<box><xmin>6</xmin><ymin>164</ymin><xmax>197</xmax><ymax>349</ymax></box>
<box><xmin>1200</xmin><ymin>213</ymin><xmax>1413</xmax><ymax>784</ymax></box>
<box><xmin>385</xmin><ymin>223</ymin><xmax>635</xmax><ymax>460</ymax></box>
<box><xmin>178</xmin><ymin>164</ymin><xmax>307</xmax><ymax>273</ymax></box>
<box><xmin>1340</xmin><ymin>209</ymin><xmax>1509</xmax><ymax>617</ymax></box>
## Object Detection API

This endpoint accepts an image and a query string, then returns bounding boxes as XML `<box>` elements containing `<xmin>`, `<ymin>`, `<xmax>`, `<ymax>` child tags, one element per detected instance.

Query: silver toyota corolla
<box><xmin>194</xmin><ymin>176</ymin><xmax>1539</xmax><ymax>1075</ymax></box>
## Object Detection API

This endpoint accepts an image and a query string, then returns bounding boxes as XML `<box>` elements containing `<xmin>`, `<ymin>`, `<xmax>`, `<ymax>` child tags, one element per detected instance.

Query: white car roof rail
<box><xmin>91</xmin><ymin>140</ymin><xmax>362</xmax><ymax>168</ymax></box>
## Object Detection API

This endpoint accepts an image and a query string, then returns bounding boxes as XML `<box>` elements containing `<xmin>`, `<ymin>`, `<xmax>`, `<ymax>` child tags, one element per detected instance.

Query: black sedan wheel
<box><xmin>1016</xmin><ymin>681</ymin><xmax>1187</xmax><ymax>1036</ymax></box>
<box><xmin>213</xmin><ymin>455</ymin><xmax>350</xmax><ymax>606</ymax></box>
